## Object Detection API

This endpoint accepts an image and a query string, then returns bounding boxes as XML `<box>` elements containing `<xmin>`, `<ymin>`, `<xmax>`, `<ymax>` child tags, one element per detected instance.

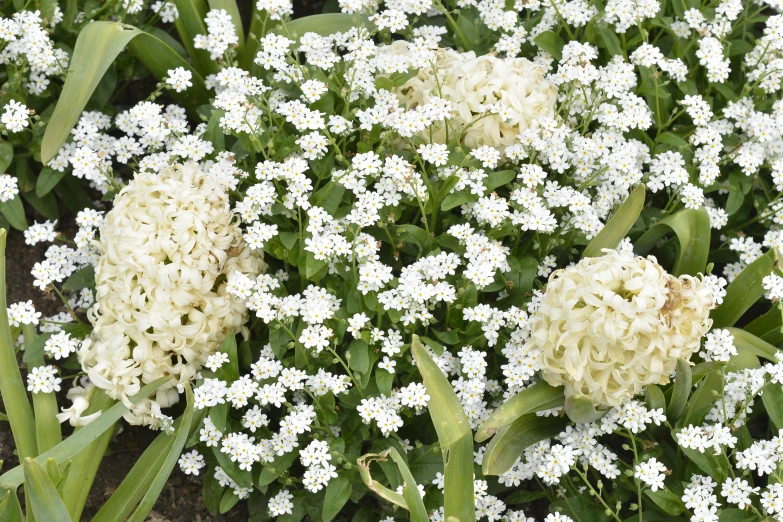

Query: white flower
<box><xmin>78</xmin><ymin>162</ymin><xmax>263</xmax><ymax>426</ymax></box>
<box><xmin>529</xmin><ymin>249</ymin><xmax>715</xmax><ymax>408</ymax></box>
<box><xmin>390</xmin><ymin>45</ymin><xmax>557</xmax><ymax>150</ymax></box>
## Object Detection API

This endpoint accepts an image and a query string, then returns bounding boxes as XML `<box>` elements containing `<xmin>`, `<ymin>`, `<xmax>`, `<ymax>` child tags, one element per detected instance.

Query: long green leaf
<box><xmin>666</xmin><ymin>359</ymin><xmax>692</xmax><ymax>422</ymax></box>
<box><xmin>388</xmin><ymin>448</ymin><xmax>428</xmax><ymax>522</ymax></box>
<box><xmin>25</xmin><ymin>327</ymin><xmax>62</xmax><ymax>455</ymax></box>
<box><xmin>23</xmin><ymin>459</ymin><xmax>72</xmax><ymax>522</ymax></box>
<box><xmin>482</xmin><ymin>414</ymin><xmax>566</xmax><ymax>476</ymax></box>
<box><xmin>634</xmin><ymin>207</ymin><xmax>711</xmax><ymax>276</ymax></box>
<box><xmin>677</xmin><ymin>371</ymin><xmax>722</xmax><ymax>428</ymax></box>
<box><xmin>411</xmin><ymin>336</ymin><xmax>474</xmax><ymax>522</ymax></box>
<box><xmin>0</xmin><ymin>487</ymin><xmax>23</xmax><ymax>522</ymax></box>
<box><xmin>475</xmin><ymin>380</ymin><xmax>564</xmax><ymax>442</ymax></box>
<box><xmin>0</xmin><ymin>376</ymin><xmax>171</xmax><ymax>490</ymax></box>
<box><xmin>0</xmin><ymin>230</ymin><xmax>37</xmax><ymax>461</ymax></box>
<box><xmin>172</xmin><ymin>0</ymin><xmax>217</xmax><ymax>75</ymax></box>
<box><xmin>583</xmin><ymin>184</ymin><xmax>645</xmax><ymax>258</ymax></box>
<box><xmin>357</xmin><ymin>454</ymin><xmax>408</xmax><ymax>510</ymax></box>
<box><xmin>711</xmin><ymin>249</ymin><xmax>779</xmax><ymax>328</ymax></box>
<box><xmin>745</xmin><ymin>306</ymin><xmax>783</xmax><ymax>345</ymax></box>
<box><xmin>89</xmin><ymin>420</ymin><xmax>181</xmax><ymax>522</ymax></box>
<box><xmin>726</xmin><ymin>327</ymin><xmax>781</xmax><ymax>362</ymax></box>
<box><xmin>41</xmin><ymin>22</ymin><xmax>208</xmax><ymax>165</ymax></box>
<box><xmin>208</xmin><ymin>0</ymin><xmax>245</xmax><ymax>51</ymax></box>
<box><xmin>273</xmin><ymin>13</ymin><xmax>371</xmax><ymax>43</ymax></box>
<box><xmin>127</xmin><ymin>385</ymin><xmax>196</xmax><ymax>522</ymax></box>
<box><xmin>0</xmin><ymin>197</ymin><xmax>27</xmax><ymax>231</ymax></box>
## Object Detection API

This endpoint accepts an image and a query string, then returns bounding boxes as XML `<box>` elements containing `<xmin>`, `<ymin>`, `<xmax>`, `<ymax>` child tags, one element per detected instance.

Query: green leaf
<box><xmin>634</xmin><ymin>207</ymin><xmax>710</xmax><ymax>276</ymax></box>
<box><xmin>21</xmin><ymin>332</ymin><xmax>53</xmax><ymax>365</ymax></box>
<box><xmin>533</xmin><ymin>31</ymin><xmax>565</xmax><ymax>60</ymax></box>
<box><xmin>0</xmin><ymin>377</ymin><xmax>172</xmax><ymax>489</ymax></box>
<box><xmin>646</xmin><ymin>488</ymin><xmax>686</xmax><ymax>516</ymax></box>
<box><xmin>598</xmin><ymin>25</ymin><xmax>624</xmax><ymax>57</ymax></box>
<box><xmin>645</xmin><ymin>384</ymin><xmax>665</xmax><ymax>412</ymax></box>
<box><xmin>0</xmin><ymin>142</ymin><xmax>12</xmax><ymax>175</ymax></box>
<box><xmin>726</xmin><ymin>327</ymin><xmax>780</xmax><ymax>362</ymax></box>
<box><xmin>41</xmin><ymin>22</ymin><xmax>208</xmax><ymax>165</ymax></box>
<box><xmin>483</xmin><ymin>170</ymin><xmax>516</xmax><ymax>192</ymax></box>
<box><xmin>711</xmin><ymin>249</ymin><xmax>779</xmax><ymax>328</ymax></box>
<box><xmin>89</xmin><ymin>418</ymin><xmax>179</xmax><ymax>522</ymax></box>
<box><xmin>127</xmin><ymin>385</ymin><xmax>196</xmax><ymax>522</ymax></box>
<box><xmin>411</xmin><ymin>336</ymin><xmax>474</xmax><ymax>522</ymax></box>
<box><xmin>0</xmin><ymin>487</ymin><xmax>23</xmax><ymax>522</ymax></box>
<box><xmin>476</xmin><ymin>380</ymin><xmax>564</xmax><ymax>442</ymax></box>
<box><xmin>762</xmin><ymin>382</ymin><xmax>783</xmax><ymax>432</ymax></box>
<box><xmin>482</xmin><ymin>414</ymin><xmax>566</xmax><ymax>475</ymax></box>
<box><xmin>348</xmin><ymin>339</ymin><xmax>370</xmax><ymax>374</ymax></box>
<box><xmin>219</xmin><ymin>489</ymin><xmax>240</xmax><ymax>514</ymax></box>
<box><xmin>23</xmin><ymin>459</ymin><xmax>72</xmax><ymax>522</ymax></box>
<box><xmin>62</xmin><ymin>266</ymin><xmax>95</xmax><ymax>292</ymax></box>
<box><xmin>0</xmin><ymin>230</ymin><xmax>37</xmax><ymax>462</ymax></box>
<box><xmin>583</xmin><ymin>184</ymin><xmax>645</xmax><ymax>258</ymax></box>
<box><xmin>215</xmin><ymin>334</ymin><xmax>240</xmax><ymax>383</ymax></box>
<box><xmin>678</xmin><ymin>371</ymin><xmax>722</xmax><ymax>428</ymax></box>
<box><xmin>274</xmin><ymin>14</ymin><xmax>371</xmax><ymax>44</ymax></box>
<box><xmin>667</xmin><ymin>359</ymin><xmax>692</xmax><ymax>422</ymax></box>
<box><xmin>36</xmin><ymin>168</ymin><xmax>66</xmax><ymax>198</ymax></box>
<box><xmin>387</xmin><ymin>448</ymin><xmax>428</xmax><ymax>522</ymax></box>
<box><xmin>441</xmin><ymin>190</ymin><xmax>478</xmax><ymax>211</ymax></box>
<box><xmin>322</xmin><ymin>474</ymin><xmax>352</xmax><ymax>522</ymax></box>
<box><xmin>172</xmin><ymin>0</ymin><xmax>216</xmax><ymax>75</ymax></box>
<box><xmin>674</xmin><ymin>428</ymin><xmax>730</xmax><ymax>482</ymax></box>
<box><xmin>0</xmin><ymin>196</ymin><xmax>27</xmax><ymax>231</ymax></box>
<box><xmin>564</xmin><ymin>394</ymin><xmax>608</xmax><ymax>424</ymax></box>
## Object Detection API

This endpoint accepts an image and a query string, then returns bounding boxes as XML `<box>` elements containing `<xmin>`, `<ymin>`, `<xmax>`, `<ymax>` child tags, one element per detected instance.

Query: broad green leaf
<box><xmin>411</xmin><ymin>336</ymin><xmax>474</xmax><ymax>522</ymax></box>
<box><xmin>41</xmin><ymin>22</ymin><xmax>208</xmax><ymax>165</ymax></box>
<box><xmin>674</xmin><ymin>429</ymin><xmax>730</xmax><ymax>482</ymax></box>
<box><xmin>0</xmin><ymin>142</ymin><xmax>12</xmax><ymax>174</ymax></box>
<box><xmin>215</xmin><ymin>334</ymin><xmax>240</xmax><ymax>383</ymax></box>
<box><xmin>564</xmin><ymin>394</ymin><xmax>607</xmax><ymax>424</ymax></box>
<box><xmin>23</xmin><ymin>459</ymin><xmax>72</xmax><ymax>522</ymax></box>
<box><xmin>441</xmin><ymin>190</ymin><xmax>478</xmax><ymax>211</ymax></box>
<box><xmin>127</xmin><ymin>385</ymin><xmax>196</xmax><ymax>522</ymax></box>
<box><xmin>0</xmin><ymin>376</ymin><xmax>171</xmax><ymax>489</ymax></box>
<box><xmin>533</xmin><ymin>31</ymin><xmax>565</xmax><ymax>60</ymax></box>
<box><xmin>645</xmin><ymin>384</ymin><xmax>665</xmax><ymax>412</ymax></box>
<box><xmin>677</xmin><ymin>371</ymin><xmax>722</xmax><ymax>428</ymax></box>
<box><xmin>667</xmin><ymin>359</ymin><xmax>692</xmax><ymax>422</ymax></box>
<box><xmin>24</xmin><ymin>324</ymin><xmax>62</xmax><ymax>454</ymax></box>
<box><xmin>634</xmin><ymin>207</ymin><xmax>710</xmax><ymax>276</ymax></box>
<box><xmin>598</xmin><ymin>25</ymin><xmax>624</xmax><ymax>57</ymax></box>
<box><xmin>322</xmin><ymin>474</ymin><xmax>352</xmax><ymax>522</ymax></box>
<box><xmin>275</xmin><ymin>14</ymin><xmax>371</xmax><ymax>44</ymax></box>
<box><xmin>482</xmin><ymin>414</ymin><xmax>566</xmax><ymax>475</ymax></box>
<box><xmin>762</xmin><ymin>382</ymin><xmax>783</xmax><ymax>432</ymax></box>
<box><xmin>583</xmin><ymin>184</ymin><xmax>645</xmax><ymax>258</ymax></box>
<box><xmin>483</xmin><ymin>170</ymin><xmax>516</xmax><ymax>192</ymax></box>
<box><xmin>475</xmin><ymin>380</ymin><xmax>564</xmax><ymax>442</ymax></box>
<box><xmin>726</xmin><ymin>327</ymin><xmax>780</xmax><ymax>362</ymax></box>
<box><xmin>0</xmin><ymin>196</ymin><xmax>27</xmax><ymax>231</ymax></box>
<box><xmin>0</xmin><ymin>230</ymin><xmax>37</xmax><ymax>462</ymax></box>
<box><xmin>35</xmin><ymin>167</ymin><xmax>65</xmax><ymax>197</ymax></box>
<box><xmin>646</xmin><ymin>488</ymin><xmax>686</xmax><ymax>516</ymax></box>
<box><xmin>711</xmin><ymin>249</ymin><xmax>779</xmax><ymax>328</ymax></box>
<box><xmin>745</xmin><ymin>306</ymin><xmax>783</xmax><ymax>344</ymax></box>
<box><xmin>219</xmin><ymin>490</ymin><xmax>239</xmax><ymax>514</ymax></box>
<box><xmin>62</xmin><ymin>266</ymin><xmax>95</xmax><ymax>292</ymax></box>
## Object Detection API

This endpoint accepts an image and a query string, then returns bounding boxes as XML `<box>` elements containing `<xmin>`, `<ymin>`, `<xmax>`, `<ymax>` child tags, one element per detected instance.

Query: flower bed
<box><xmin>1</xmin><ymin>0</ymin><xmax>783</xmax><ymax>521</ymax></box>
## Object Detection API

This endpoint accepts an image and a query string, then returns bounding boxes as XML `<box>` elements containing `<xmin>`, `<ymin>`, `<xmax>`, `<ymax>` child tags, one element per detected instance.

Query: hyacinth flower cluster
<box><xmin>2</xmin><ymin>0</ymin><xmax>783</xmax><ymax>520</ymax></box>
